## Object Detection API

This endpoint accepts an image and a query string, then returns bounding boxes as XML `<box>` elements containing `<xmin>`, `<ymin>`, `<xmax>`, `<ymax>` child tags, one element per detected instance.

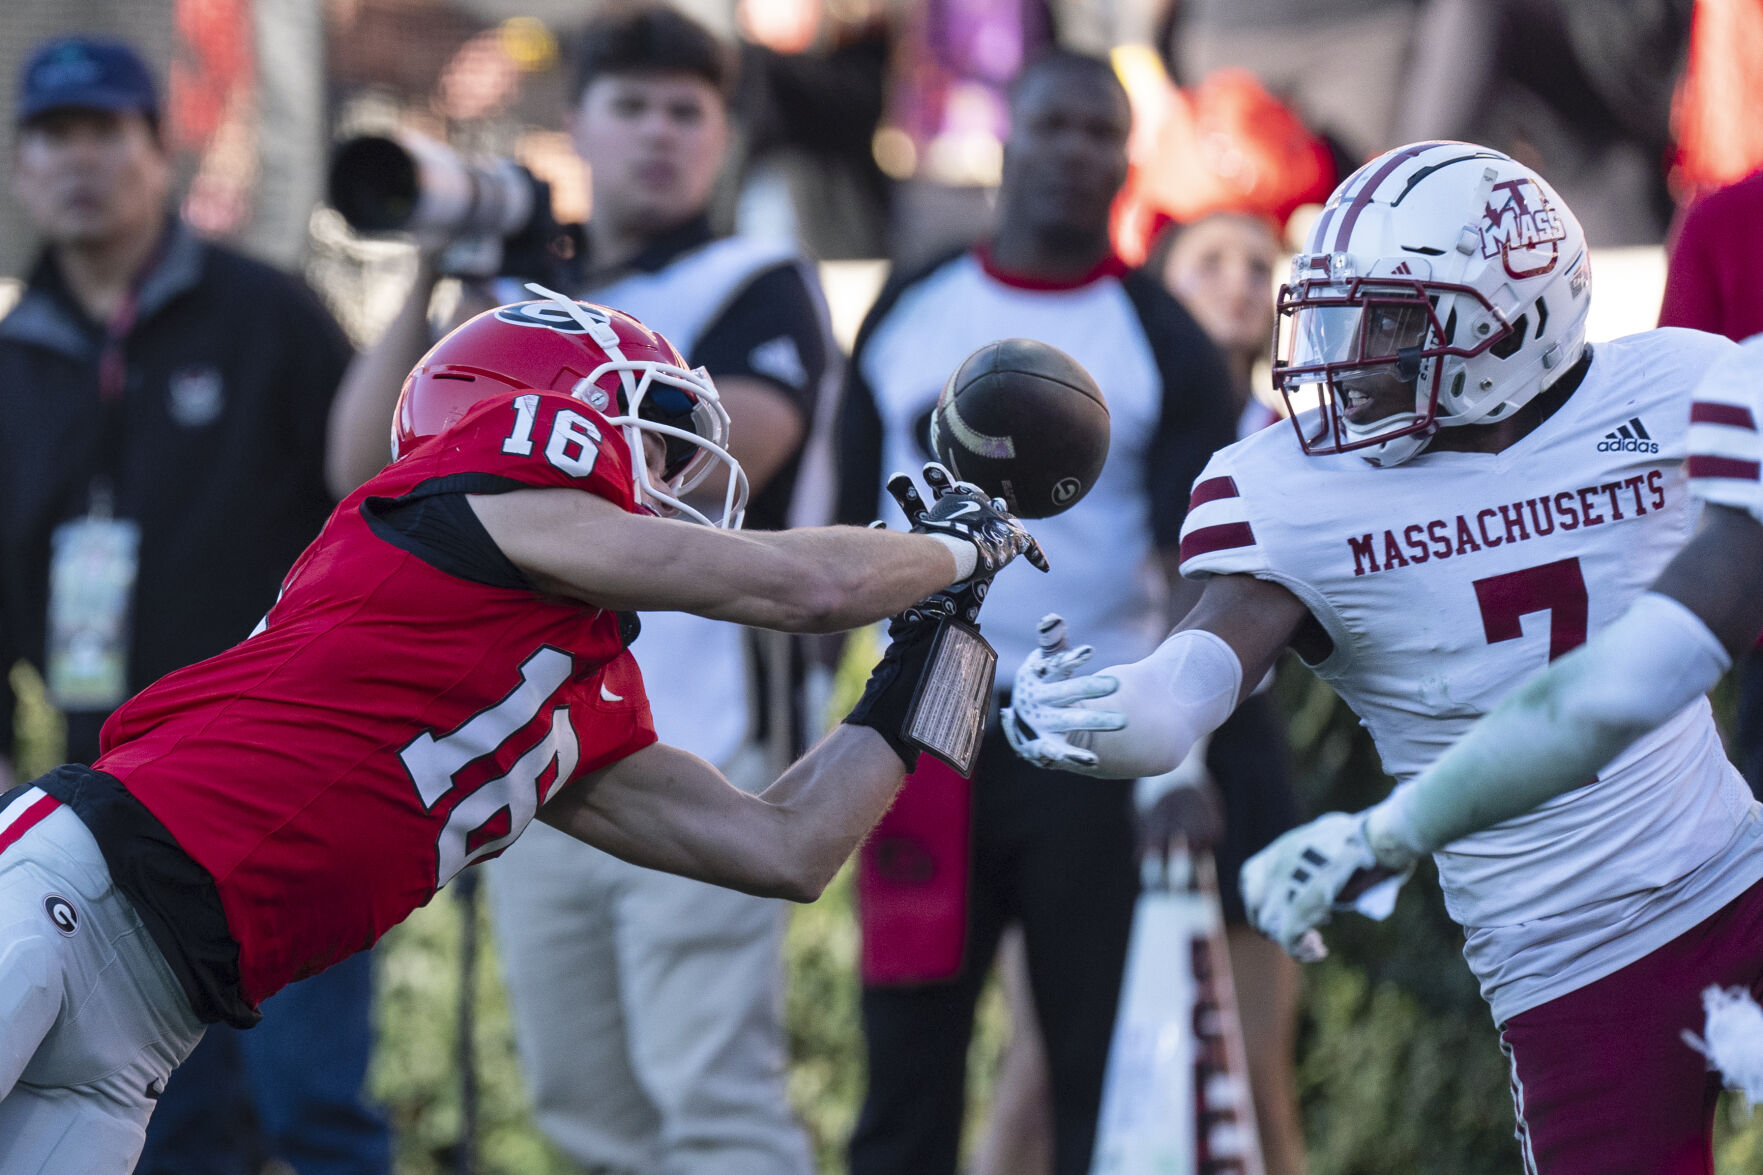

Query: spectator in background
<box><xmin>336</xmin><ymin>8</ymin><xmax>834</xmax><ymax>1172</ymax></box>
<box><xmin>973</xmin><ymin>209</ymin><xmax>1309</xmax><ymax>1175</ymax></box>
<box><xmin>1149</xmin><ymin>211</ymin><xmax>1283</xmax><ymax>433</ymax></box>
<box><xmin>835</xmin><ymin>50</ymin><xmax>1239</xmax><ymax>1175</ymax></box>
<box><xmin>1165</xmin><ymin>0</ymin><xmax>1422</xmax><ymax>163</ymax></box>
<box><xmin>733</xmin><ymin>0</ymin><xmax>893</xmax><ymax>259</ymax></box>
<box><xmin>1389</xmin><ymin>0</ymin><xmax>1689</xmax><ymax>244</ymax></box>
<box><xmin>0</xmin><ymin>35</ymin><xmax>389</xmax><ymax>1175</ymax></box>
<box><xmin>877</xmin><ymin>0</ymin><xmax>1056</xmax><ymax>271</ymax></box>
<box><xmin>1658</xmin><ymin>166</ymin><xmax>1763</xmax><ymax>796</ymax></box>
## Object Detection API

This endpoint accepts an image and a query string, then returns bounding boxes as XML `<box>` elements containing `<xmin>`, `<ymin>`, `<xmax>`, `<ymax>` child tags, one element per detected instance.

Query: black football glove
<box><xmin>875</xmin><ymin>462</ymin><xmax>1048</xmax><ymax>626</ymax></box>
<box><xmin>892</xmin><ymin>462</ymin><xmax>1049</xmax><ymax>576</ymax></box>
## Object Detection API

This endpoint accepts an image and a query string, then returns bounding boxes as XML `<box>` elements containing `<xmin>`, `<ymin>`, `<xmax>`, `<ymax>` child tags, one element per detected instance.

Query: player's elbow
<box><xmin>751</xmin><ymin>853</ymin><xmax>833</xmax><ymax>903</ymax></box>
<box><xmin>776</xmin><ymin>867</ymin><xmax>832</xmax><ymax>904</ymax></box>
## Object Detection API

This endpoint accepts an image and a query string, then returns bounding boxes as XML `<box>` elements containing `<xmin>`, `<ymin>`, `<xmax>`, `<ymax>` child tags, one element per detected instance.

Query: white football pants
<box><xmin>489</xmin><ymin>817</ymin><xmax>813</xmax><ymax>1175</ymax></box>
<box><xmin>0</xmin><ymin>794</ymin><xmax>205</xmax><ymax>1175</ymax></box>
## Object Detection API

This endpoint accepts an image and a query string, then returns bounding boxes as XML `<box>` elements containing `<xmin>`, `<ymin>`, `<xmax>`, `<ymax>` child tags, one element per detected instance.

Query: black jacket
<box><xmin>0</xmin><ymin>221</ymin><xmax>351</xmax><ymax>763</ymax></box>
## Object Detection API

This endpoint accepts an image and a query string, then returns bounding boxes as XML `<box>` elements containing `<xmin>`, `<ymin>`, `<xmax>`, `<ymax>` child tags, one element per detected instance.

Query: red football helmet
<box><xmin>392</xmin><ymin>291</ymin><xmax>747</xmax><ymax>527</ymax></box>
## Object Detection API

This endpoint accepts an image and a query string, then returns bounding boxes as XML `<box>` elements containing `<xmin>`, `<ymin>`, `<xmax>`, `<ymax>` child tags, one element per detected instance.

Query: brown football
<box><xmin>929</xmin><ymin>338</ymin><xmax>1110</xmax><ymax>518</ymax></box>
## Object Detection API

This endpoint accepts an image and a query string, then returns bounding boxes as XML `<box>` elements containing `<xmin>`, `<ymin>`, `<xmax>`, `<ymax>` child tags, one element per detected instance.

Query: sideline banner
<box><xmin>1092</xmin><ymin>846</ymin><xmax>1265</xmax><ymax>1175</ymax></box>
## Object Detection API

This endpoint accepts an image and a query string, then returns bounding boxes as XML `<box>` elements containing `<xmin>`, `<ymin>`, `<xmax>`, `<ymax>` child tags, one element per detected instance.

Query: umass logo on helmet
<box><xmin>1479</xmin><ymin>178</ymin><xmax>1567</xmax><ymax>279</ymax></box>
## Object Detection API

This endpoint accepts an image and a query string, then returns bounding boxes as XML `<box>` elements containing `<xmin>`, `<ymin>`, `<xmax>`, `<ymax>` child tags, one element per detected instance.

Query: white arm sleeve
<box><xmin>1076</xmin><ymin>629</ymin><xmax>1244</xmax><ymax>780</ymax></box>
<box><xmin>1367</xmin><ymin>592</ymin><xmax>1732</xmax><ymax>860</ymax></box>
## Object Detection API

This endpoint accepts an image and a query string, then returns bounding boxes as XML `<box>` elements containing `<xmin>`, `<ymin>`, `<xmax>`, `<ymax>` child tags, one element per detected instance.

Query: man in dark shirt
<box><xmin>0</xmin><ymin>36</ymin><xmax>388</xmax><ymax>1175</ymax></box>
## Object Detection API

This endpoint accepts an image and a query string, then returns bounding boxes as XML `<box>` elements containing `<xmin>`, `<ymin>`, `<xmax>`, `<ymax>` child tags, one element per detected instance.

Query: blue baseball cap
<box><xmin>17</xmin><ymin>36</ymin><xmax>159</xmax><ymax>125</ymax></box>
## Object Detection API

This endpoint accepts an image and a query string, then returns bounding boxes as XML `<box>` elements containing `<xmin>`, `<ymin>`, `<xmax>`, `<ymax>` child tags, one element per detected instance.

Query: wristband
<box><xmin>928</xmin><ymin>533</ymin><xmax>979</xmax><ymax>581</ymax></box>
<box><xmin>845</xmin><ymin>599</ymin><xmax>997</xmax><ymax>775</ymax></box>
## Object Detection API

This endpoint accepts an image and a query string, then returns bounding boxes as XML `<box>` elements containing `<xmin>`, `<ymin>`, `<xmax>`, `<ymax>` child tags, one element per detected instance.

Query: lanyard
<box><xmin>88</xmin><ymin>230</ymin><xmax>170</xmax><ymax>511</ymax></box>
<box><xmin>96</xmin><ymin>282</ymin><xmax>143</xmax><ymax>405</ymax></box>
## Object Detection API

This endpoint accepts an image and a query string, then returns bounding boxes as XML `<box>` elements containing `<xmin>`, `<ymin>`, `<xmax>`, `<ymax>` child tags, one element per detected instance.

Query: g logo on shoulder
<box><xmin>44</xmin><ymin>893</ymin><xmax>78</xmax><ymax>936</ymax></box>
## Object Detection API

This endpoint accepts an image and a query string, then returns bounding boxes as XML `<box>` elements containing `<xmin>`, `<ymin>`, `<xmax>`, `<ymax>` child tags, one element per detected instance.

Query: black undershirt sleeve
<box><xmin>692</xmin><ymin>262</ymin><xmax>828</xmax><ymax>420</ymax></box>
<box><xmin>361</xmin><ymin>474</ymin><xmax>533</xmax><ymax>591</ymax></box>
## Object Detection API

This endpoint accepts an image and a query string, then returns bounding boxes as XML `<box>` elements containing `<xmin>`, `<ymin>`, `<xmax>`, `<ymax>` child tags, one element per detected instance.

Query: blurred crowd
<box><xmin>3</xmin><ymin>1</ymin><xmax>1761</xmax><ymax>1173</ymax></box>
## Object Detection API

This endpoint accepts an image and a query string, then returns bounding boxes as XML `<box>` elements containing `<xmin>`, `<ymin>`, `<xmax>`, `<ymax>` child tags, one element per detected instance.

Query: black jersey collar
<box><xmin>585</xmin><ymin>214</ymin><xmax>716</xmax><ymax>281</ymax></box>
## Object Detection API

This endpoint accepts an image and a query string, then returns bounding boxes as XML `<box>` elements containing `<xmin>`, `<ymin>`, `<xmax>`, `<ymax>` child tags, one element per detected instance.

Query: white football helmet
<box><xmin>1273</xmin><ymin>141</ymin><xmax>1592</xmax><ymax>466</ymax></box>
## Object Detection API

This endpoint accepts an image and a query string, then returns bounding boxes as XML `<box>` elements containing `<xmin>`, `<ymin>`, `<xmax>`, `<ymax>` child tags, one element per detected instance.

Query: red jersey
<box><xmin>95</xmin><ymin>390</ymin><xmax>657</xmax><ymax>1007</ymax></box>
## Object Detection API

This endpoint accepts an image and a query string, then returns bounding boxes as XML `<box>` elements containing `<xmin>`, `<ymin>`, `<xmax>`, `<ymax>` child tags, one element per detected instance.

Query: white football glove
<box><xmin>1002</xmin><ymin>614</ymin><xmax>1127</xmax><ymax>775</ymax></box>
<box><xmin>1239</xmin><ymin>811</ymin><xmax>1417</xmax><ymax>962</ymax></box>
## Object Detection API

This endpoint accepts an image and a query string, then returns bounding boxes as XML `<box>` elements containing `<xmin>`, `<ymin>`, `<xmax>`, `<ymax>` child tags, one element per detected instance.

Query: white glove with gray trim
<box><xmin>1239</xmin><ymin>810</ymin><xmax>1417</xmax><ymax>962</ymax></box>
<box><xmin>1002</xmin><ymin>614</ymin><xmax>1126</xmax><ymax>774</ymax></box>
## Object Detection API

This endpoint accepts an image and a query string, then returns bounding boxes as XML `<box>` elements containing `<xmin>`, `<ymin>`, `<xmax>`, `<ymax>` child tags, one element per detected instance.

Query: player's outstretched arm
<box><xmin>540</xmin><ymin>725</ymin><xmax>908</xmax><ymax>901</ymax></box>
<box><xmin>1241</xmin><ymin>504</ymin><xmax>1763</xmax><ymax>961</ymax></box>
<box><xmin>542</xmin><ymin>580</ymin><xmax>990</xmax><ymax>899</ymax></box>
<box><xmin>470</xmin><ymin>463</ymin><xmax>1044</xmax><ymax>634</ymax></box>
<box><xmin>1004</xmin><ymin>572</ymin><xmax>1307</xmax><ymax>777</ymax></box>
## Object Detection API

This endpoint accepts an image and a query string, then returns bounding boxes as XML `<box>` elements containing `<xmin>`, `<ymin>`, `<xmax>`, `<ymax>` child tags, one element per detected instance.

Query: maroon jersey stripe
<box><xmin>1688</xmin><ymin>454</ymin><xmax>1762</xmax><ymax>481</ymax></box>
<box><xmin>1188</xmin><ymin>476</ymin><xmax>1241</xmax><ymax>510</ymax></box>
<box><xmin>1690</xmin><ymin>401</ymin><xmax>1758</xmax><ymax>430</ymax></box>
<box><xmin>1180</xmin><ymin>522</ymin><xmax>1256</xmax><ymax>563</ymax></box>
<box><xmin>0</xmin><ymin>793</ymin><xmax>59</xmax><ymax>856</ymax></box>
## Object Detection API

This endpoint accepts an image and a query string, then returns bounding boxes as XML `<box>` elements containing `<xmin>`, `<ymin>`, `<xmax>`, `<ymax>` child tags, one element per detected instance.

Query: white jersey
<box><xmin>1686</xmin><ymin>331</ymin><xmax>1763</xmax><ymax>523</ymax></box>
<box><xmin>1181</xmin><ymin>328</ymin><xmax>1763</xmax><ymax>1021</ymax></box>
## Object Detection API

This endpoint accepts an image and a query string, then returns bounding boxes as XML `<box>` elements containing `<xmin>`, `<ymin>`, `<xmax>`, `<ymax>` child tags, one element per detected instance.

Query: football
<box><xmin>929</xmin><ymin>338</ymin><xmax>1110</xmax><ymax>518</ymax></box>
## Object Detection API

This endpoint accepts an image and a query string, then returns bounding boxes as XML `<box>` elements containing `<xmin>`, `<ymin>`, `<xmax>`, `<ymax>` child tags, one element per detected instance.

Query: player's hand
<box><xmin>1239</xmin><ymin>811</ymin><xmax>1417</xmax><ymax>962</ymax></box>
<box><xmin>1002</xmin><ymin>614</ymin><xmax>1127</xmax><ymax>775</ymax></box>
<box><xmin>885</xmin><ymin>462</ymin><xmax>1050</xmax><ymax>577</ymax></box>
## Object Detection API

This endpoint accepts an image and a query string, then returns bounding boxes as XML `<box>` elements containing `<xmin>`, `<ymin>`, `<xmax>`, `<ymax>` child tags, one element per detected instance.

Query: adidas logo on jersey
<box><xmin>1597</xmin><ymin>417</ymin><xmax>1659</xmax><ymax>453</ymax></box>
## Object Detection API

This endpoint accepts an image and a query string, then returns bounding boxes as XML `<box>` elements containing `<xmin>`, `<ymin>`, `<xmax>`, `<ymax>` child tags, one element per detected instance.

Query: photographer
<box><xmin>334</xmin><ymin>8</ymin><xmax>834</xmax><ymax>1173</ymax></box>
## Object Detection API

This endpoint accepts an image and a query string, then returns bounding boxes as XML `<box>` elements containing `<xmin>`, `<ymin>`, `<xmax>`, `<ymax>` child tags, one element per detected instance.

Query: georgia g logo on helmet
<box><xmin>494</xmin><ymin>301</ymin><xmax>615</xmax><ymax>335</ymax></box>
<box><xmin>1479</xmin><ymin>178</ymin><xmax>1568</xmax><ymax>280</ymax></box>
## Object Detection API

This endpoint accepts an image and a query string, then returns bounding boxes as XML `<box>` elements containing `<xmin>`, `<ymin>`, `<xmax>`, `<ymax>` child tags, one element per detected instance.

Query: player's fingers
<box><xmin>1291</xmin><ymin>929</ymin><xmax>1329</xmax><ymax>963</ymax></box>
<box><xmin>885</xmin><ymin>472</ymin><xmax>927</xmax><ymax>521</ymax></box>
<box><xmin>1023</xmin><ymin>537</ymin><xmax>1050</xmax><ymax>572</ymax></box>
<box><xmin>1036</xmin><ymin>614</ymin><xmax>1069</xmax><ymax>654</ymax></box>
<box><xmin>1039</xmin><ymin>706</ymin><xmax>1126</xmax><ymax>733</ymax></box>
<box><xmin>921</xmin><ymin>461</ymin><xmax>954</xmax><ymax>497</ymax></box>
<box><xmin>1046</xmin><ymin>645</ymin><xmax>1095</xmax><ymax>677</ymax></box>
<box><xmin>1027</xmin><ymin>738</ymin><xmax>1095</xmax><ymax>771</ymax></box>
<box><xmin>1034</xmin><ymin>673</ymin><xmax>1121</xmax><ymax>705</ymax></box>
<box><xmin>1239</xmin><ymin>852</ymin><xmax>1274</xmax><ymax>918</ymax></box>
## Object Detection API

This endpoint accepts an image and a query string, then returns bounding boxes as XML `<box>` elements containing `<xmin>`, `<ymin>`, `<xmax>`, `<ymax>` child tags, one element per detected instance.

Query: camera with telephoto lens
<box><xmin>327</xmin><ymin>131</ymin><xmax>582</xmax><ymax>286</ymax></box>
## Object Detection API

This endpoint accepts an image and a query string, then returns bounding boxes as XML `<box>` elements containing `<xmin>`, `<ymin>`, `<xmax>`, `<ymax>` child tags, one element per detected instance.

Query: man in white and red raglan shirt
<box><xmin>835</xmin><ymin>49</ymin><xmax>1242</xmax><ymax>1175</ymax></box>
<box><xmin>0</xmin><ymin>295</ymin><xmax>1045</xmax><ymax>1175</ymax></box>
